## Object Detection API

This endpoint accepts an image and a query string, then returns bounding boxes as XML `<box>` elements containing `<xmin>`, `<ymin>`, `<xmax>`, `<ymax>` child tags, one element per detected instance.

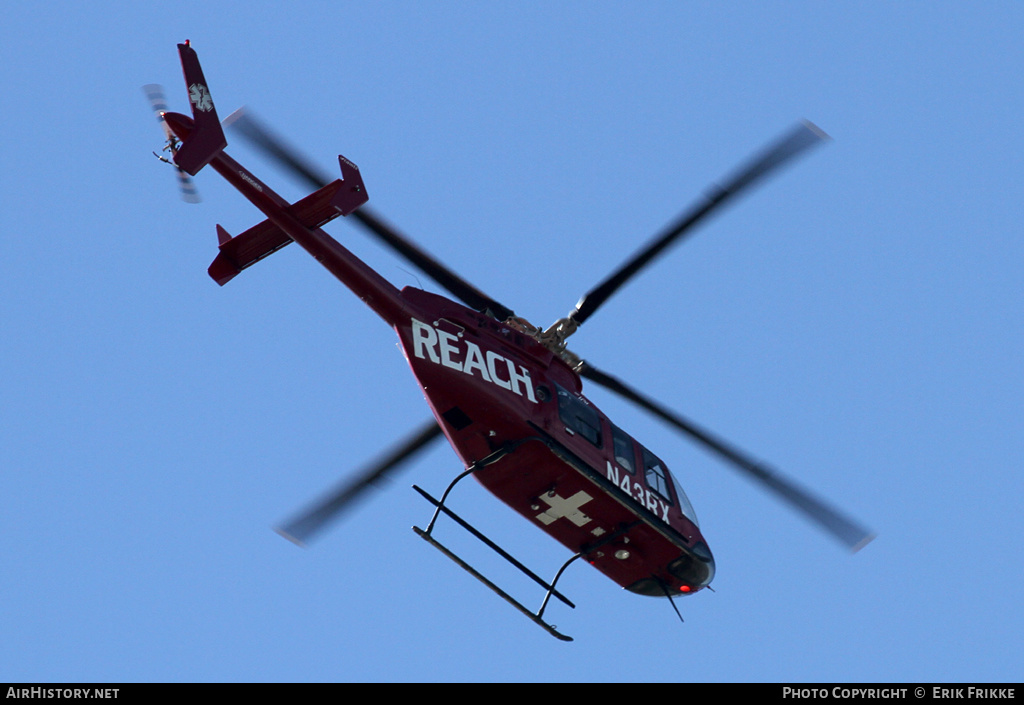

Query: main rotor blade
<box><xmin>571</xmin><ymin>121</ymin><xmax>828</xmax><ymax>326</ymax></box>
<box><xmin>276</xmin><ymin>420</ymin><xmax>444</xmax><ymax>546</ymax></box>
<box><xmin>579</xmin><ymin>362</ymin><xmax>874</xmax><ymax>552</ymax></box>
<box><xmin>225</xmin><ymin>109</ymin><xmax>514</xmax><ymax>320</ymax></box>
<box><xmin>224</xmin><ymin>107</ymin><xmax>328</xmax><ymax>189</ymax></box>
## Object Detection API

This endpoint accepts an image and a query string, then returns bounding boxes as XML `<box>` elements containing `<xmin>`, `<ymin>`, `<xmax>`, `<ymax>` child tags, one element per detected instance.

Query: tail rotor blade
<box><xmin>571</xmin><ymin>121</ymin><xmax>829</xmax><ymax>326</ymax></box>
<box><xmin>579</xmin><ymin>362</ymin><xmax>874</xmax><ymax>552</ymax></box>
<box><xmin>276</xmin><ymin>420</ymin><xmax>444</xmax><ymax>546</ymax></box>
<box><xmin>142</xmin><ymin>84</ymin><xmax>201</xmax><ymax>203</ymax></box>
<box><xmin>175</xmin><ymin>168</ymin><xmax>201</xmax><ymax>203</ymax></box>
<box><xmin>143</xmin><ymin>84</ymin><xmax>174</xmax><ymax>140</ymax></box>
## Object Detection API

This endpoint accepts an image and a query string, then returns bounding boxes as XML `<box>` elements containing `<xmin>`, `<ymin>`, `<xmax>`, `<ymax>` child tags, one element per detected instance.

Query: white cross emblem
<box><xmin>535</xmin><ymin>490</ymin><xmax>593</xmax><ymax>527</ymax></box>
<box><xmin>188</xmin><ymin>83</ymin><xmax>214</xmax><ymax>112</ymax></box>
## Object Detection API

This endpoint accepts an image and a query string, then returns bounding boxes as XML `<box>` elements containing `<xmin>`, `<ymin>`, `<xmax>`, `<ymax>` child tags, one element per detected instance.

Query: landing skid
<box><xmin>411</xmin><ymin>444</ymin><xmax>579</xmax><ymax>641</ymax></box>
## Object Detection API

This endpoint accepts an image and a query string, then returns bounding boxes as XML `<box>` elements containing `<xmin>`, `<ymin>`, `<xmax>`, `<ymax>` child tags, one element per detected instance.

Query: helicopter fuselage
<box><xmin>161</xmin><ymin>103</ymin><xmax>715</xmax><ymax>596</ymax></box>
<box><xmin>396</xmin><ymin>288</ymin><xmax>715</xmax><ymax>596</ymax></box>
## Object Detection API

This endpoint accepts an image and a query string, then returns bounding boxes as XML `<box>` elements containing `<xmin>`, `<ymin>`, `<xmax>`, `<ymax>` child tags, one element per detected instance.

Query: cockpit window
<box><xmin>555</xmin><ymin>384</ymin><xmax>602</xmax><ymax>447</ymax></box>
<box><xmin>641</xmin><ymin>446</ymin><xmax>700</xmax><ymax>526</ymax></box>
<box><xmin>642</xmin><ymin>447</ymin><xmax>672</xmax><ymax>500</ymax></box>
<box><xmin>611</xmin><ymin>425</ymin><xmax>636</xmax><ymax>474</ymax></box>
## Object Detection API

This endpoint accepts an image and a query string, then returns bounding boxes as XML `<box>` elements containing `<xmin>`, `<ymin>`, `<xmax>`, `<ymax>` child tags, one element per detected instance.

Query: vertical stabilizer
<box><xmin>173</xmin><ymin>41</ymin><xmax>227</xmax><ymax>175</ymax></box>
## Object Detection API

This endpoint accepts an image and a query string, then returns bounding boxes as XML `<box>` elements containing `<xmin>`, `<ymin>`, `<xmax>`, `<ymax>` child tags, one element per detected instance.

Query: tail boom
<box><xmin>159</xmin><ymin>42</ymin><xmax>404</xmax><ymax>327</ymax></box>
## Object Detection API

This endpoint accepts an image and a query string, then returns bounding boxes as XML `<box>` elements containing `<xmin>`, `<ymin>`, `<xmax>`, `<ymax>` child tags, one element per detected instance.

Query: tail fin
<box><xmin>172</xmin><ymin>41</ymin><xmax>227</xmax><ymax>175</ymax></box>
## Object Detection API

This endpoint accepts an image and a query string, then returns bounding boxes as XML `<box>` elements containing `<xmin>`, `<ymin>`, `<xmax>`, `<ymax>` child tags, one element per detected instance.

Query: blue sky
<box><xmin>1</xmin><ymin>2</ymin><xmax>1022</xmax><ymax>683</ymax></box>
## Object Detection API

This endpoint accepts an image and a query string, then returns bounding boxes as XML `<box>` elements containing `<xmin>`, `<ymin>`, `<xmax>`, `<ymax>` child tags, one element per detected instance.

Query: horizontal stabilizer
<box><xmin>208</xmin><ymin>179</ymin><xmax>348</xmax><ymax>285</ymax></box>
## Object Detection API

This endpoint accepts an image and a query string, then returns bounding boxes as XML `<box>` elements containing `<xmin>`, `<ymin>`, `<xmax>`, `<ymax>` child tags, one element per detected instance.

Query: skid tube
<box><xmin>412</xmin><ymin>442</ymin><xmax>578</xmax><ymax>641</ymax></box>
<box><xmin>412</xmin><ymin>441</ymin><xmax>643</xmax><ymax>641</ymax></box>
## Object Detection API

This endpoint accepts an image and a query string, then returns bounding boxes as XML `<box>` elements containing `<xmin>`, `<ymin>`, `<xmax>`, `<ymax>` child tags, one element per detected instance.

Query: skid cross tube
<box><xmin>534</xmin><ymin>519</ymin><xmax>643</xmax><ymax>621</ymax></box>
<box><xmin>420</xmin><ymin>443</ymin><xmax>516</xmax><ymax>535</ymax></box>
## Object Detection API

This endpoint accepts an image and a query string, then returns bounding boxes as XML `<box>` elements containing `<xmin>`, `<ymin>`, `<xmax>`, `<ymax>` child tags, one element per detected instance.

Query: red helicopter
<box><xmin>147</xmin><ymin>41</ymin><xmax>873</xmax><ymax>641</ymax></box>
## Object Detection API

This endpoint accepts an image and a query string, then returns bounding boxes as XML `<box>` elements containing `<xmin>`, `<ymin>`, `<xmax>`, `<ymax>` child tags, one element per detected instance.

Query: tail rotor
<box><xmin>142</xmin><ymin>83</ymin><xmax>200</xmax><ymax>203</ymax></box>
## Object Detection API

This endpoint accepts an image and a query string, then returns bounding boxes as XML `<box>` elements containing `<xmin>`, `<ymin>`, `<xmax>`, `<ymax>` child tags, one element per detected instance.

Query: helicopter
<box><xmin>147</xmin><ymin>41</ymin><xmax>873</xmax><ymax>642</ymax></box>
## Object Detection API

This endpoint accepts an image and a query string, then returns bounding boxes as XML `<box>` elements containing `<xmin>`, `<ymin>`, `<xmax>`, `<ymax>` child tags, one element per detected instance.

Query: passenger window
<box><xmin>611</xmin><ymin>425</ymin><xmax>636</xmax><ymax>474</ymax></box>
<box><xmin>642</xmin><ymin>447</ymin><xmax>672</xmax><ymax>501</ymax></box>
<box><xmin>555</xmin><ymin>384</ymin><xmax>602</xmax><ymax>447</ymax></box>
